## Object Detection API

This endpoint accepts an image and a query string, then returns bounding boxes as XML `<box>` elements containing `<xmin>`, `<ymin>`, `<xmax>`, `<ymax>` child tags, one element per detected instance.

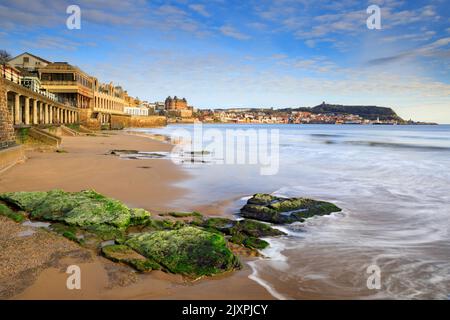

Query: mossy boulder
<box><xmin>0</xmin><ymin>190</ymin><xmax>132</xmax><ymax>229</ymax></box>
<box><xmin>130</xmin><ymin>208</ymin><xmax>151</xmax><ymax>225</ymax></box>
<box><xmin>194</xmin><ymin>217</ymin><xmax>284</xmax><ymax>250</ymax></box>
<box><xmin>240</xmin><ymin>193</ymin><xmax>341</xmax><ymax>224</ymax></box>
<box><xmin>0</xmin><ymin>203</ymin><xmax>27</xmax><ymax>222</ymax></box>
<box><xmin>145</xmin><ymin>218</ymin><xmax>185</xmax><ymax>231</ymax></box>
<box><xmin>198</xmin><ymin>217</ymin><xmax>235</xmax><ymax>232</ymax></box>
<box><xmin>101</xmin><ymin>244</ymin><xmax>160</xmax><ymax>272</ymax></box>
<box><xmin>231</xmin><ymin>219</ymin><xmax>285</xmax><ymax>237</ymax></box>
<box><xmin>0</xmin><ymin>191</ymin><xmax>48</xmax><ymax>212</ymax></box>
<box><xmin>125</xmin><ymin>226</ymin><xmax>240</xmax><ymax>278</ymax></box>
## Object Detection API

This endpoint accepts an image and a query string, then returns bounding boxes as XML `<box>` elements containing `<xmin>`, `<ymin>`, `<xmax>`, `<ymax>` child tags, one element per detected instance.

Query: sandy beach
<box><xmin>0</xmin><ymin>131</ymin><xmax>272</xmax><ymax>300</ymax></box>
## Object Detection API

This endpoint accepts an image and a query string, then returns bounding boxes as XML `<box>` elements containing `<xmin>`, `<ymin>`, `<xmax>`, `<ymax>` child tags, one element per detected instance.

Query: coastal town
<box><xmin>1</xmin><ymin>51</ymin><xmax>418</xmax><ymax>132</ymax></box>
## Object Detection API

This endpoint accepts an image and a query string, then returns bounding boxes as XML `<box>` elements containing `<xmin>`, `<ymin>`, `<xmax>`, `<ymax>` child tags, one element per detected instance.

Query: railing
<box><xmin>1</xmin><ymin>66</ymin><xmax>21</xmax><ymax>84</ymax></box>
<box><xmin>1</xmin><ymin>66</ymin><xmax>76</xmax><ymax>109</ymax></box>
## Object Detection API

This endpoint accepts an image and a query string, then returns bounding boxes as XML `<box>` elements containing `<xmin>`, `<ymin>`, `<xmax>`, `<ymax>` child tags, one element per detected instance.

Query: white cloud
<box><xmin>189</xmin><ymin>4</ymin><xmax>210</xmax><ymax>17</ymax></box>
<box><xmin>219</xmin><ymin>25</ymin><xmax>251</xmax><ymax>40</ymax></box>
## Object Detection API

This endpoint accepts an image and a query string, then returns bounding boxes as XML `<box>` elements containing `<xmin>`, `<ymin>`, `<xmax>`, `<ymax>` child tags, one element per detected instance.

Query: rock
<box><xmin>230</xmin><ymin>233</ymin><xmax>270</xmax><ymax>250</ymax></box>
<box><xmin>198</xmin><ymin>217</ymin><xmax>236</xmax><ymax>233</ymax></box>
<box><xmin>125</xmin><ymin>226</ymin><xmax>240</xmax><ymax>278</ymax></box>
<box><xmin>0</xmin><ymin>190</ymin><xmax>132</xmax><ymax>229</ymax></box>
<box><xmin>195</xmin><ymin>217</ymin><xmax>285</xmax><ymax>250</ymax></box>
<box><xmin>129</xmin><ymin>208</ymin><xmax>151</xmax><ymax>226</ymax></box>
<box><xmin>0</xmin><ymin>191</ymin><xmax>48</xmax><ymax>212</ymax></box>
<box><xmin>166</xmin><ymin>211</ymin><xmax>202</xmax><ymax>218</ymax></box>
<box><xmin>101</xmin><ymin>244</ymin><xmax>160</xmax><ymax>272</ymax></box>
<box><xmin>0</xmin><ymin>203</ymin><xmax>27</xmax><ymax>223</ymax></box>
<box><xmin>240</xmin><ymin>193</ymin><xmax>341</xmax><ymax>224</ymax></box>
<box><xmin>146</xmin><ymin>218</ymin><xmax>185</xmax><ymax>231</ymax></box>
<box><xmin>231</xmin><ymin>219</ymin><xmax>285</xmax><ymax>238</ymax></box>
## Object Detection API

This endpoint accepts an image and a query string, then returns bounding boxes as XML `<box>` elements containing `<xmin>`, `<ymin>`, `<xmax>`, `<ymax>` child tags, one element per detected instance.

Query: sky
<box><xmin>0</xmin><ymin>0</ymin><xmax>449</xmax><ymax>122</ymax></box>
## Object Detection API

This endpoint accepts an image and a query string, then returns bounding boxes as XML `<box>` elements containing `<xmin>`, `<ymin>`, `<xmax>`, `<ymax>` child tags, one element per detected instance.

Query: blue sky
<box><xmin>0</xmin><ymin>0</ymin><xmax>449</xmax><ymax>122</ymax></box>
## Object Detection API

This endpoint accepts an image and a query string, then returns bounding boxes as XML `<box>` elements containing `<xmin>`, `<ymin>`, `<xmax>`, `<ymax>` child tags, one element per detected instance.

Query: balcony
<box><xmin>40</xmin><ymin>80</ymin><xmax>78</xmax><ymax>86</ymax></box>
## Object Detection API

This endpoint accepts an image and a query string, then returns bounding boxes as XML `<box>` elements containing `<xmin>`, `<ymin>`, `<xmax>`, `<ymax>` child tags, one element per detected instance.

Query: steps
<box><xmin>28</xmin><ymin>127</ymin><xmax>62</xmax><ymax>148</ymax></box>
<box><xmin>60</xmin><ymin>125</ymin><xmax>81</xmax><ymax>136</ymax></box>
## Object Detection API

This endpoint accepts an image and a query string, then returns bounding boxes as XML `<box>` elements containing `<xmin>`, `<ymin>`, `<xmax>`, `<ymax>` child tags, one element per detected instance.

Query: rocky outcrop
<box><xmin>0</xmin><ymin>190</ymin><xmax>241</xmax><ymax>278</ymax></box>
<box><xmin>0</xmin><ymin>190</ymin><xmax>340</xmax><ymax>278</ymax></box>
<box><xmin>0</xmin><ymin>190</ymin><xmax>137</xmax><ymax>229</ymax></box>
<box><xmin>240</xmin><ymin>193</ymin><xmax>341</xmax><ymax>224</ymax></box>
<box><xmin>126</xmin><ymin>227</ymin><xmax>240</xmax><ymax>278</ymax></box>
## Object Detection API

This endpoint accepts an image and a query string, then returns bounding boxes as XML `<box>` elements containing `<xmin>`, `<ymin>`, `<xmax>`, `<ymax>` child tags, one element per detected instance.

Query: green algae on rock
<box><xmin>193</xmin><ymin>217</ymin><xmax>285</xmax><ymax>250</ymax></box>
<box><xmin>125</xmin><ymin>226</ymin><xmax>241</xmax><ymax>278</ymax></box>
<box><xmin>0</xmin><ymin>190</ymin><xmax>133</xmax><ymax>229</ymax></box>
<box><xmin>0</xmin><ymin>191</ymin><xmax>48</xmax><ymax>212</ymax></box>
<box><xmin>0</xmin><ymin>203</ymin><xmax>27</xmax><ymax>223</ymax></box>
<box><xmin>241</xmin><ymin>193</ymin><xmax>342</xmax><ymax>224</ymax></box>
<box><xmin>0</xmin><ymin>190</ymin><xmax>280</xmax><ymax>277</ymax></box>
<box><xmin>129</xmin><ymin>208</ymin><xmax>151</xmax><ymax>226</ymax></box>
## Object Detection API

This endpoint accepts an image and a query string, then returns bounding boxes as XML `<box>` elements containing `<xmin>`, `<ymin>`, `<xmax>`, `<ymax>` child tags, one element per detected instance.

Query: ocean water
<box><xmin>133</xmin><ymin>124</ymin><xmax>450</xmax><ymax>300</ymax></box>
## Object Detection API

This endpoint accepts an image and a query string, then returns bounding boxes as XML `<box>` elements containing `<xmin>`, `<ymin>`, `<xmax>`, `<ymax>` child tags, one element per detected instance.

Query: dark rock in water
<box><xmin>108</xmin><ymin>150</ymin><xmax>139</xmax><ymax>155</ymax></box>
<box><xmin>125</xmin><ymin>226</ymin><xmax>240</xmax><ymax>278</ymax></box>
<box><xmin>240</xmin><ymin>193</ymin><xmax>341</xmax><ymax>224</ymax></box>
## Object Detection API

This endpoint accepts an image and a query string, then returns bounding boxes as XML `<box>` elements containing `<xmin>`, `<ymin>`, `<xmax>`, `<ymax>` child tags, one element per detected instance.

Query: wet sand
<box><xmin>0</xmin><ymin>131</ymin><xmax>273</xmax><ymax>300</ymax></box>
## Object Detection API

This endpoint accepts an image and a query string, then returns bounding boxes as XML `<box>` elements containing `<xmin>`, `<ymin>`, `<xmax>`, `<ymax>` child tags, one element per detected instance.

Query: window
<box><xmin>23</xmin><ymin>57</ymin><xmax>29</xmax><ymax>63</ymax></box>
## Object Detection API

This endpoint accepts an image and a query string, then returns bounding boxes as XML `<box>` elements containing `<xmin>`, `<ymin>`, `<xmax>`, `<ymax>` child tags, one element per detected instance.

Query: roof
<box><xmin>8</xmin><ymin>52</ymin><xmax>52</xmax><ymax>64</ymax></box>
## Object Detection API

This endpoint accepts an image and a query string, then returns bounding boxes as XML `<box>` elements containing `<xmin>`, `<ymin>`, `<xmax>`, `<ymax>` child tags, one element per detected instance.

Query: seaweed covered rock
<box><xmin>0</xmin><ymin>190</ymin><xmax>133</xmax><ymax>229</ymax></box>
<box><xmin>195</xmin><ymin>217</ymin><xmax>285</xmax><ymax>250</ymax></box>
<box><xmin>125</xmin><ymin>226</ymin><xmax>240</xmax><ymax>278</ymax></box>
<box><xmin>0</xmin><ymin>203</ymin><xmax>27</xmax><ymax>222</ymax></box>
<box><xmin>231</xmin><ymin>219</ymin><xmax>285</xmax><ymax>238</ymax></box>
<box><xmin>241</xmin><ymin>193</ymin><xmax>341</xmax><ymax>224</ymax></box>
<box><xmin>101</xmin><ymin>244</ymin><xmax>160</xmax><ymax>272</ymax></box>
<box><xmin>129</xmin><ymin>208</ymin><xmax>151</xmax><ymax>226</ymax></box>
<box><xmin>0</xmin><ymin>191</ymin><xmax>48</xmax><ymax>212</ymax></box>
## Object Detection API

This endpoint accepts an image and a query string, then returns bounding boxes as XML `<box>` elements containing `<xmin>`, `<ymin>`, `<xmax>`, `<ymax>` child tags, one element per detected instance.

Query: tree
<box><xmin>0</xmin><ymin>50</ymin><xmax>11</xmax><ymax>66</ymax></box>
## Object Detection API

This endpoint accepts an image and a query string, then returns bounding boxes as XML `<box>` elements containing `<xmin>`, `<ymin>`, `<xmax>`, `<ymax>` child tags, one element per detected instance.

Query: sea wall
<box><xmin>111</xmin><ymin>115</ymin><xmax>167</xmax><ymax>129</ymax></box>
<box><xmin>0</xmin><ymin>80</ymin><xmax>16</xmax><ymax>148</ymax></box>
<box><xmin>0</xmin><ymin>145</ymin><xmax>25</xmax><ymax>173</ymax></box>
<box><xmin>0</xmin><ymin>80</ymin><xmax>24</xmax><ymax>173</ymax></box>
<box><xmin>79</xmin><ymin>109</ymin><xmax>101</xmax><ymax>131</ymax></box>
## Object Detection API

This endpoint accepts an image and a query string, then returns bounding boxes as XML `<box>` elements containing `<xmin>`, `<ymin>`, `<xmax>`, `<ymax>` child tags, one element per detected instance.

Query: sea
<box><xmin>132</xmin><ymin>124</ymin><xmax>450</xmax><ymax>300</ymax></box>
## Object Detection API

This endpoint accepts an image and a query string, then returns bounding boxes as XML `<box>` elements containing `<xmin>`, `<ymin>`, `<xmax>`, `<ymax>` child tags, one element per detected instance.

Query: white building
<box><xmin>124</xmin><ymin>106</ymin><xmax>149</xmax><ymax>116</ymax></box>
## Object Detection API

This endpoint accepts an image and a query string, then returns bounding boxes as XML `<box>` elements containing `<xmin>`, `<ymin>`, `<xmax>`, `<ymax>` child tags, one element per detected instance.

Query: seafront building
<box><xmin>1</xmin><ymin>63</ymin><xmax>78</xmax><ymax>127</ymax></box>
<box><xmin>3</xmin><ymin>52</ymin><xmax>164</xmax><ymax>129</ymax></box>
<box><xmin>124</xmin><ymin>105</ymin><xmax>150</xmax><ymax>116</ymax></box>
<box><xmin>164</xmin><ymin>96</ymin><xmax>193</xmax><ymax>118</ymax></box>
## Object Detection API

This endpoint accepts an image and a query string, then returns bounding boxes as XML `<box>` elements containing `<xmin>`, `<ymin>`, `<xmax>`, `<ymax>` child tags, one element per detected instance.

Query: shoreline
<box><xmin>0</xmin><ymin>130</ymin><xmax>274</xmax><ymax>300</ymax></box>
